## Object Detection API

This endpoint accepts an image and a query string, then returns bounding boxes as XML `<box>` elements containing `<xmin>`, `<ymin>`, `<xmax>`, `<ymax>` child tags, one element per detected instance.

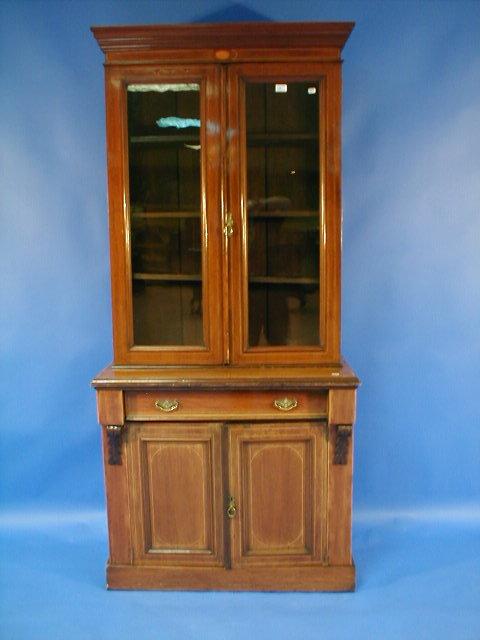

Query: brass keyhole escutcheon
<box><xmin>226</xmin><ymin>496</ymin><xmax>237</xmax><ymax>519</ymax></box>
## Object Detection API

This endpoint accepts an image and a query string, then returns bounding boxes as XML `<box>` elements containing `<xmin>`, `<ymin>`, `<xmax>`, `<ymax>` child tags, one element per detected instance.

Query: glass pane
<box><xmin>127</xmin><ymin>83</ymin><xmax>204</xmax><ymax>346</ymax></box>
<box><xmin>246</xmin><ymin>81</ymin><xmax>320</xmax><ymax>347</ymax></box>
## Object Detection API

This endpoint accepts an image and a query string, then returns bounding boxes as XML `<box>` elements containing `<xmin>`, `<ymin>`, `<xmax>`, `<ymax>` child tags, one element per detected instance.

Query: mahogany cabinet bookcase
<box><xmin>91</xmin><ymin>21</ymin><xmax>359</xmax><ymax>591</ymax></box>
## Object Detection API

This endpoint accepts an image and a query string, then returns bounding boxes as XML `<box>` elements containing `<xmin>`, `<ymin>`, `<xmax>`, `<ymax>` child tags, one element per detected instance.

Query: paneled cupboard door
<box><xmin>105</xmin><ymin>65</ymin><xmax>225</xmax><ymax>365</ymax></box>
<box><xmin>127</xmin><ymin>423</ymin><xmax>225</xmax><ymax>566</ymax></box>
<box><xmin>227</xmin><ymin>63</ymin><xmax>342</xmax><ymax>365</ymax></box>
<box><xmin>228</xmin><ymin>423</ymin><xmax>328</xmax><ymax>566</ymax></box>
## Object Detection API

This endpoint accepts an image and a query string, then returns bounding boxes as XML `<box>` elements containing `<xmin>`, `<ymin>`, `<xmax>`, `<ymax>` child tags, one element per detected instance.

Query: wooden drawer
<box><xmin>125</xmin><ymin>390</ymin><xmax>328</xmax><ymax>421</ymax></box>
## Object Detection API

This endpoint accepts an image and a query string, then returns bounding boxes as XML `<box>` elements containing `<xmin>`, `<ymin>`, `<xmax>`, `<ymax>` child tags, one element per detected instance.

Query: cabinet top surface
<box><xmin>92</xmin><ymin>362</ymin><xmax>359</xmax><ymax>390</ymax></box>
<box><xmin>91</xmin><ymin>21</ymin><xmax>354</xmax><ymax>55</ymax></box>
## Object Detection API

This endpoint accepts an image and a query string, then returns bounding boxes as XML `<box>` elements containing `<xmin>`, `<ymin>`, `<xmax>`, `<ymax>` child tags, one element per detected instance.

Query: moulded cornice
<box><xmin>91</xmin><ymin>21</ymin><xmax>355</xmax><ymax>55</ymax></box>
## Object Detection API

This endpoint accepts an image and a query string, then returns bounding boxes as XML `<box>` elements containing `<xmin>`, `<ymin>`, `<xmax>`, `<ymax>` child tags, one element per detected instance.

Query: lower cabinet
<box><xmin>126</xmin><ymin>421</ymin><xmax>327</xmax><ymax>570</ymax></box>
<box><xmin>98</xmin><ymin>385</ymin><xmax>356</xmax><ymax>591</ymax></box>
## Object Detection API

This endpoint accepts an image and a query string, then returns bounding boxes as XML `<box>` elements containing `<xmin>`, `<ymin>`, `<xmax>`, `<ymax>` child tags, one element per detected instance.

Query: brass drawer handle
<box><xmin>274</xmin><ymin>397</ymin><xmax>298</xmax><ymax>412</ymax></box>
<box><xmin>155</xmin><ymin>399</ymin><xmax>179</xmax><ymax>412</ymax></box>
<box><xmin>226</xmin><ymin>496</ymin><xmax>237</xmax><ymax>519</ymax></box>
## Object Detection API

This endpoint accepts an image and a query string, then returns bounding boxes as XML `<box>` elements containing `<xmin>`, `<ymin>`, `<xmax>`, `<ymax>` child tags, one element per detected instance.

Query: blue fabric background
<box><xmin>1</xmin><ymin>1</ymin><xmax>479</xmax><ymax>638</ymax></box>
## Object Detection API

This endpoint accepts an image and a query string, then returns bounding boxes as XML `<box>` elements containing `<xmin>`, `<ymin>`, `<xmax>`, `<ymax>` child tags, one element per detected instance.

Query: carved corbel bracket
<box><xmin>105</xmin><ymin>425</ymin><xmax>124</xmax><ymax>465</ymax></box>
<box><xmin>333</xmin><ymin>424</ymin><xmax>352</xmax><ymax>465</ymax></box>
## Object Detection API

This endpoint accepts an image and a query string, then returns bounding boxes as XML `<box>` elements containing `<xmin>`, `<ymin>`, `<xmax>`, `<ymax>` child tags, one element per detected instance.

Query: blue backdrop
<box><xmin>1</xmin><ymin>2</ymin><xmax>479</xmax><ymax>638</ymax></box>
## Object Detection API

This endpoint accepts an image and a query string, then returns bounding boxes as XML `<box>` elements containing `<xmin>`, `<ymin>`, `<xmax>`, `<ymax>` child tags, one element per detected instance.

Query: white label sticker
<box><xmin>275</xmin><ymin>83</ymin><xmax>288</xmax><ymax>93</ymax></box>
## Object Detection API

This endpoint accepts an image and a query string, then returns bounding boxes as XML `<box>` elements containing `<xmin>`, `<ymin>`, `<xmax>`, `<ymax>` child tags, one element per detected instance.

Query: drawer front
<box><xmin>125</xmin><ymin>390</ymin><xmax>327</xmax><ymax>421</ymax></box>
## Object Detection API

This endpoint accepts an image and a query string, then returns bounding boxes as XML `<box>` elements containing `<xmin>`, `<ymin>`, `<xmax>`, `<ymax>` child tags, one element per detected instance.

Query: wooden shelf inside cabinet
<box><xmin>248</xmin><ymin>210</ymin><xmax>318</xmax><ymax>219</ymax></box>
<box><xmin>248</xmin><ymin>133</ymin><xmax>317</xmax><ymax>146</ymax></box>
<box><xmin>133</xmin><ymin>273</ymin><xmax>201</xmax><ymax>282</ymax></box>
<box><xmin>131</xmin><ymin>211</ymin><xmax>201</xmax><ymax>219</ymax></box>
<box><xmin>130</xmin><ymin>134</ymin><xmax>200</xmax><ymax>145</ymax></box>
<box><xmin>249</xmin><ymin>276</ymin><xmax>319</xmax><ymax>285</ymax></box>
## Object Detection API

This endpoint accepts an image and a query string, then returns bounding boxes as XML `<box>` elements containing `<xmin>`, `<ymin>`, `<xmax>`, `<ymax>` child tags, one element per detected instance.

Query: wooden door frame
<box><xmin>127</xmin><ymin>422</ymin><xmax>226</xmax><ymax>566</ymax></box>
<box><xmin>226</xmin><ymin>62</ymin><xmax>342</xmax><ymax>365</ymax></box>
<box><xmin>104</xmin><ymin>63</ymin><xmax>225</xmax><ymax>365</ymax></box>
<box><xmin>227</xmin><ymin>421</ymin><xmax>328</xmax><ymax>567</ymax></box>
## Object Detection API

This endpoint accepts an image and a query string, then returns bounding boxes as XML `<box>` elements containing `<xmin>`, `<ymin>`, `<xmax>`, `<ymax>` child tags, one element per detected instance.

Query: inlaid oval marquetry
<box><xmin>248</xmin><ymin>442</ymin><xmax>306</xmax><ymax>550</ymax></box>
<box><xmin>215</xmin><ymin>49</ymin><xmax>230</xmax><ymax>60</ymax></box>
<box><xmin>148</xmin><ymin>442</ymin><xmax>208</xmax><ymax>549</ymax></box>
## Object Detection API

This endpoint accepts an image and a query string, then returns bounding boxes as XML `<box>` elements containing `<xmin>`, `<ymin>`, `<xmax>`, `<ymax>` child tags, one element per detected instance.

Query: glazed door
<box><xmin>227</xmin><ymin>63</ymin><xmax>342</xmax><ymax>365</ymax></box>
<box><xmin>128</xmin><ymin>423</ymin><xmax>225</xmax><ymax>566</ymax></box>
<box><xmin>105</xmin><ymin>64</ymin><xmax>224</xmax><ymax>365</ymax></box>
<box><xmin>228</xmin><ymin>423</ymin><xmax>327</xmax><ymax>566</ymax></box>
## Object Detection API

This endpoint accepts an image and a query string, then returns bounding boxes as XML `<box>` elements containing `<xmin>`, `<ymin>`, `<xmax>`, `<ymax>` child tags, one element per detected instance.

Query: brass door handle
<box><xmin>274</xmin><ymin>397</ymin><xmax>298</xmax><ymax>411</ymax></box>
<box><xmin>155</xmin><ymin>399</ymin><xmax>179</xmax><ymax>412</ymax></box>
<box><xmin>224</xmin><ymin>213</ymin><xmax>234</xmax><ymax>237</ymax></box>
<box><xmin>226</xmin><ymin>496</ymin><xmax>237</xmax><ymax>519</ymax></box>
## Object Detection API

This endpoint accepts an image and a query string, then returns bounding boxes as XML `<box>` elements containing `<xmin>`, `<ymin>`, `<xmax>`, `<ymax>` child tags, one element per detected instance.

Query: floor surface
<box><xmin>0</xmin><ymin>512</ymin><xmax>479</xmax><ymax>640</ymax></box>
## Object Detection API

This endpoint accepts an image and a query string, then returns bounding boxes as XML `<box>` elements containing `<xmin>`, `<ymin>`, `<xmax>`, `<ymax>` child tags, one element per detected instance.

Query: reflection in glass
<box><xmin>246</xmin><ymin>81</ymin><xmax>321</xmax><ymax>347</ymax></box>
<box><xmin>127</xmin><ymin>83</ymin><xmax>204</xmax><ymax>346</ymax></box>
